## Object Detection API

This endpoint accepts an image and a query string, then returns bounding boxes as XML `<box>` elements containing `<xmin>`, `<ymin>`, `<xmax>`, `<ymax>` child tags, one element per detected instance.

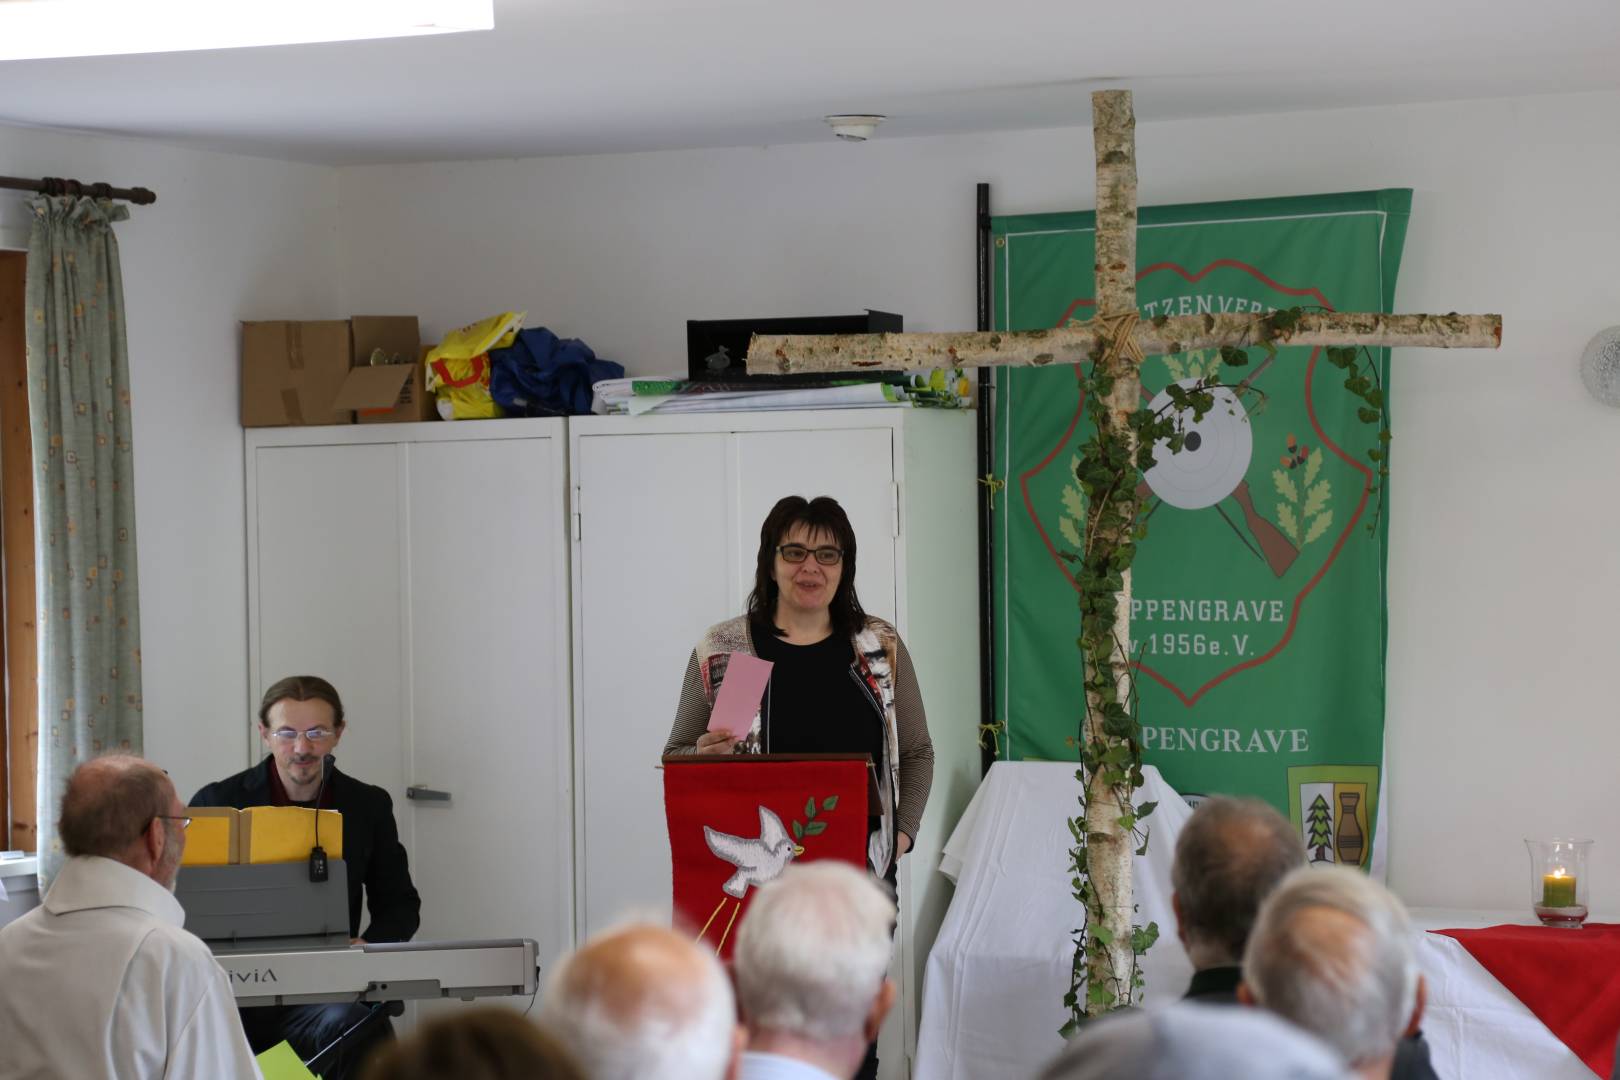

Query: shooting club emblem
<box><xmin>1026</xmin><ymin>260</ymin><xmax>1378</xmax><ymax>707</ymax></box>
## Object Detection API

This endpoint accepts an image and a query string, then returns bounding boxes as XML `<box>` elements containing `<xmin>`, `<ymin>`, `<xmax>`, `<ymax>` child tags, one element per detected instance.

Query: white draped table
<box><xmin>914</xmin><ymin>761</ymin><xmax>1596</xmax><ymax>1080</ymax></box>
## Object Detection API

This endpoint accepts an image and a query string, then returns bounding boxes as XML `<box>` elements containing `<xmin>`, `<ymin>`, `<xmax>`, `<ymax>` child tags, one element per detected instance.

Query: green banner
<box><xmin>992</xmin><ymin>190</ymin><xmax>1409</xmax><ymax>871</ymax></box>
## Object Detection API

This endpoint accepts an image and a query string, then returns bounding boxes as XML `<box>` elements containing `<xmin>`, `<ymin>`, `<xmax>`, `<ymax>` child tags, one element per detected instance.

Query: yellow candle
<box><xmin>1542</xmin><ymin>869</ymin><xmax>1577</xmax><ymax>908</ymax></box>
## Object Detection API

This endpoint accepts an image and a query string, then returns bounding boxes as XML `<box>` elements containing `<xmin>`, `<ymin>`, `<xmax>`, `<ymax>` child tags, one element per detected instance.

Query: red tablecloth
<box><xmin>1433</xmin><ymin>923</ymin><xmax>1620</xmax><ymax>1078</ymax></box>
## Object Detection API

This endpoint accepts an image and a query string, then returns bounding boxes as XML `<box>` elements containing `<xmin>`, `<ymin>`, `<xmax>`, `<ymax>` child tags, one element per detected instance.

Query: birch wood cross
<box><xmin>747</xmin><ymin>89</ymin><xmax>1501</xmax><ymax>1014</ymax></box>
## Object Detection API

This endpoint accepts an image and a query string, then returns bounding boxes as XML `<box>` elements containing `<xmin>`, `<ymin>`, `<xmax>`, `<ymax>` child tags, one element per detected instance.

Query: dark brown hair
<box><xmin>746</xmin><ymin>495</ymin><xmax>867</xmax><ymax>640</ymax></box>
<box><xmin>59</xmin><ymin>755</ymin><xmax>173</xmax><ymax>857</ymax></box>
<box><xmin>361</xmin><ymin>1007</ymin><xmax>586</xmax><ymax>1080</ymax></box>
<box><xmin>258</xmin><ymin>674</ymin><xmax>346</xmax><ymax>729</ymax></box>
<box><xmin>1171</xmin><ymin>795</ymin><xmax>1306</xmax><ymax>963</ymax></box>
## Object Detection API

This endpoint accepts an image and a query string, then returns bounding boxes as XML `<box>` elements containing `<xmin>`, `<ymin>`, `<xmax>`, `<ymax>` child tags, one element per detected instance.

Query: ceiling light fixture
<box><xmin>0</xmin><ymin>0</ymin><xmax>493</xmax><ymax>62</ymax></box>
<box><xmin>824</xmin><ymin>115</ymin><xmax>885</xmax><ymax>142</ymax></box>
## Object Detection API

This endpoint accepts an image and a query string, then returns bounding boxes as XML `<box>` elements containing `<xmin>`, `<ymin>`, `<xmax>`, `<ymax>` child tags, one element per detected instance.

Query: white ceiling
<box><xmin>1</xmin><ymin>0</ymin><xmax>1617</xmax><ymax>166</ymax></box>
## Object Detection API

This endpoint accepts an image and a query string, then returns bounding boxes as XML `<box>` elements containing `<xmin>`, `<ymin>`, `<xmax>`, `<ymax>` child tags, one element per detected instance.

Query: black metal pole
<box><xmin>0</xmin><ymin>175</ymin><xmax>157</xmax><ymax>205</ymax></box>
<box><xmin>975</xmin><ymin>183</ymin><xmax>997</xmax><ymax>775</ymax></box>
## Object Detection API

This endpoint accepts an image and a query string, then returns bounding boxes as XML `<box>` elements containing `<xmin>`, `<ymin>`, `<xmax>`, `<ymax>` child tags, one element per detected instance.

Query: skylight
<box><xmin>0</xmin><ymin>0</ymin><xmax>493</xmax><ymax>62</ymax></box>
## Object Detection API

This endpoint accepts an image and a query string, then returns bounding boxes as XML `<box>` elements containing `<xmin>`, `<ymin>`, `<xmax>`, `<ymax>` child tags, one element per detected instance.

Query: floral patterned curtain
<box><xmin>25</xmin><ymin>196</ymin><xmax>142</xmax><ymax>887</ymax></box>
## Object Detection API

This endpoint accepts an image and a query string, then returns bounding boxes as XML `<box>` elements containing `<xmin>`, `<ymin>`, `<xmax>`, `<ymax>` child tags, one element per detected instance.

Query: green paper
<box><xmin>257</xmin><ymin>1041</ymin><xmax>319</xmax><ymax>1080</ymax></box>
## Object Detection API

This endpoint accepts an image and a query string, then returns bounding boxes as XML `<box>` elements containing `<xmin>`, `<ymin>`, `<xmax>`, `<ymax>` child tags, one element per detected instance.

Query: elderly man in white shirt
<box><xmin>540</xmin><ymin>921</ymin><xmax>745</xmax><ymax>1080</ymax></box>
<box><xmin>0</xmin><ymin>754</ymin><xmax>261</xmax><ymax>1080</ymax></box>
<box><xmin>731</xmin><ymin>862</ymin><xmax>898</xmax><ymax>1080</ymax></box>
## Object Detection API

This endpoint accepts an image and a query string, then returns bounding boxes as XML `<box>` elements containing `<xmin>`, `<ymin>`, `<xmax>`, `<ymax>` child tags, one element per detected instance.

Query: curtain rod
<box><xmin>0</xmin><ymin>175</ymin><xmax>156</xmax><ymax>205</ymax></box>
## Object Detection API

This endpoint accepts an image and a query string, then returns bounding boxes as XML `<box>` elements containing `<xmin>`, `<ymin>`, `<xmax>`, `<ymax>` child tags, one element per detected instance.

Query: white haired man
<box><xmin>1036</xmin><ymin>1001</ymin><xmax>1351</xmax><ymax>1080</ymax></box>
<box><xmin>0</xmin><ymin>755</ymin><xmax>260</xmax><ymax>1079</ymax></box>
<box><xmin>1240</xmin><ymin>865</ymin><xmax>1428</xmax><ymax>1080</ymax></box>
<box><xmin>539</xmin><ymin>922</ymin><xmax>745</xmax><ymax>1080</ymax></box>
<box><xmin>732</xmin><ymin>862</ymin><xmax>898</xmax><ymax>1080</ymax></box>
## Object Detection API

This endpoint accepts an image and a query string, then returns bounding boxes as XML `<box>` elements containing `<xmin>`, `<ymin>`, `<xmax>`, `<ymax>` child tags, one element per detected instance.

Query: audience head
<box><xmin>1241</xmin><ymin>866</ymin><xmax>1423</xmax><ymax>1073</ymax></box>
<box><xmin>734</xmin><ymin>861</ymin><xmax>897</xmax><ymax>1048</ymax></box>
<box><xmin>361</xmin><ymin>1006</ymin><xmax>585</xmax><ymax>1080</ymax></box>
<box><xmin>1036</xmin><ymin>1001</ymin><xmax>1351</xmax><ymax>1080</ymax></box>
<box><xmin>540</xmin><ymin>921</ymin><xmax>742</xmax><ymax>1080</ymax></box>
<box><xmin>1171</xmin><ymin>795</ymin><xmax>1305</xmax><ymax>968</ymax></box>
<box><xmin>58</xmin><ymin>755</ymin><xmax>186</xmax><ymax>889</ymax></box>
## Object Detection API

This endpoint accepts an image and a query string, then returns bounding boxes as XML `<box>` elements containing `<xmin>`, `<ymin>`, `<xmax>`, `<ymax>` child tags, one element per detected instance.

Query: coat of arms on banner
<box><xmin>664</xmin><ymin>758</ymin><xmax>868</xmax><ymax>959</ymax></box>
<box><xmin>992</xmin><ymin>191</ymin><xmax>1404</xmax><ymax>870</ymax></box>
<box><xmin>1288</xmin><ymin>764</ymin><xmax>1379</xmax><ymax>870</ymax></box>
<box><xmin>1035</xmin><ymin>262</ymin><xmax>1374</xmax><ymax>709</ymax></box>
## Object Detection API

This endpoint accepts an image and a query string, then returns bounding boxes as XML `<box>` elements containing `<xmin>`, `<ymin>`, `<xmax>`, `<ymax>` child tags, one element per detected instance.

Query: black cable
<box><xmin>309</xmin><ymin>753</ymin><xmax>335</xmax><ymax>883</ymax></box>
<box><xmin>303</xmin><ymin>997</ymin><xmax>386</xmax><ymax>1073</ymax></box>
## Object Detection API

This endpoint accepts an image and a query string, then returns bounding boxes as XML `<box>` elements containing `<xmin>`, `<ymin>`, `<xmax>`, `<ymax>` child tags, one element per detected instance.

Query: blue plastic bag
<box><xmin>488</xmin><ymin>327</ymin><xmax>624</xmax><ymax>417</ymax></box>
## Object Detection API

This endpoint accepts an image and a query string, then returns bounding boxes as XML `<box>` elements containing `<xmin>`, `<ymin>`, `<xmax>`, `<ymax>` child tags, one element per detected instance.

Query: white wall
<box><xmin>338</xmin><ymin>89</ymin><xmax>1620</xmax><ymax>913</ymax></box>
<box><xmin>0</xmin><ymin>126</ymin><xmax>344</xmax><ymax>803</ymax></box>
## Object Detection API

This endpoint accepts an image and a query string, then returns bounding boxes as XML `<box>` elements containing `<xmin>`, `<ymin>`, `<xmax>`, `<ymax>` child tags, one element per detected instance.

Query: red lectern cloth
<box><xmin>665</xmin><ymin>757</ymin><xmax>868</xmax><ymax>961</ymax></box>
<box><xmin>1433</xmin><ymin>923</ymin><xmax>1620</xmax><ymax>1077</ymax></box>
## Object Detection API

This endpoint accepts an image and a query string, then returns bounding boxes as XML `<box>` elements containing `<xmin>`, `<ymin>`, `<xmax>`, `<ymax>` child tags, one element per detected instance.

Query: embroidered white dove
<box><xmin>704</xmin><ymin>805</ymin><xmax>805</xmax><ymax>899</ymax></box>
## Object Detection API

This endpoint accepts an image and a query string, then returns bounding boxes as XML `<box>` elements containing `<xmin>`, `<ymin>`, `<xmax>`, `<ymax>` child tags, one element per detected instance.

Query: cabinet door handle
<box><xmin>406</xmin><ymin>786</ymin><xmax>452</xmax><ymax>802</ymax></box>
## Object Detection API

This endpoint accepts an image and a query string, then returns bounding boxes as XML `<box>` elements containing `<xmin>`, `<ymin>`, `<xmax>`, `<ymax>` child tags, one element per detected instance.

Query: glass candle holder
<box><xmin>1525</xmin><ymin>838</ymin><xmax>1592</xmax><ymax>928</ymax></box>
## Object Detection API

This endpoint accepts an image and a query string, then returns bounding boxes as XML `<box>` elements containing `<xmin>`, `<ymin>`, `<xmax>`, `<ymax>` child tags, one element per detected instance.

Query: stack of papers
<box><xmin>591</xmin><ymin>370</ymin><xmax>971</xmax><ymax>416</ymax></box>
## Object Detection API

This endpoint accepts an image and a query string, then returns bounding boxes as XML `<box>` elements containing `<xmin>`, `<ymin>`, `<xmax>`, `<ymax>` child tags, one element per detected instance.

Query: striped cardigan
<box><xmin>664</xmin><ymin>614</ymin><xmax>934</xmax><ymax>876</ymax></box>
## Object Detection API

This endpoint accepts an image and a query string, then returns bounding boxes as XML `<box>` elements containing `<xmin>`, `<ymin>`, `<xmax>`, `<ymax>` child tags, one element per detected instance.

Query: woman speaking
<box><xmin>663</xmin><ymin>494</ymin><xmax>933</xmax><ymax>882</ymax></box>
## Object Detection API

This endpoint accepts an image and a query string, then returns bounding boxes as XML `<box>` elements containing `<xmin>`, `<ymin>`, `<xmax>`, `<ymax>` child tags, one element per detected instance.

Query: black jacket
<box><xmin>191</xmin><ymin>758</ymin><xmax>422</xmax><ymax>943</ymax></box>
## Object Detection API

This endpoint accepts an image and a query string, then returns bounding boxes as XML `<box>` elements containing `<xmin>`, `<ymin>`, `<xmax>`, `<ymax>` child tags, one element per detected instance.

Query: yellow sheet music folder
<box><xmin>180</xmin><ymin>807</ymin><xmax>240</xmax><ymax>866</ymax></box>
<box><xmin>239</xmin><ymin>806</ymin><xmax>344</xmax><ymax>864</ymax></box>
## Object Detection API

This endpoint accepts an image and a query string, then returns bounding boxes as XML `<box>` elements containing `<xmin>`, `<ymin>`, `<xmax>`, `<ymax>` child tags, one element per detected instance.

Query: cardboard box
<box><xmin>343</xmin><ymin>316</ymin><xmax>433</xmax><ymax>424</ymax></box>
<box><xmin>181</xmin><ymin>807</ymin><xmax>241</xmax><ymax>867</ymax></box>
<box><xmin>241</xmin><ymin>316</ymin><xmax>428</xmax><ymax>427</ymax></box>
<box><xmin>241</xmin><ymin>320</ymin><xmax>354</xmax><ymax>427</ymax></box>
<box><xmin>238</xmin><ymin>805</ymin><xmax>344</xmax><ymax>865</ymax></box>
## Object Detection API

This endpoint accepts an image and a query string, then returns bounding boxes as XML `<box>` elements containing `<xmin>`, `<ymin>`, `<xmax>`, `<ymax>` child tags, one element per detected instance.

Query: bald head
<box><xmin>1172</xmin><ymin>796</ymin><xmax>1304</xmax><ymax>967</ymax></box>
<box><xmin>540</xmin><ymin>923</ymin><xmax>740</xmax><ymax>1080</ymax></box>
<box><xmin>59</xmin><ymin>755</ymin><xmax>186</xmax><ymax>888</ymax></box>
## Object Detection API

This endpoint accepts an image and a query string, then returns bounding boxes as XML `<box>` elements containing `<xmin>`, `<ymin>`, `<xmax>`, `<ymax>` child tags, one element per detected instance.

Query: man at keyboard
<box><xmin>192</xmin><ymin>674</ymin><xmax>422</xmax><ymax>1080</ymax></box>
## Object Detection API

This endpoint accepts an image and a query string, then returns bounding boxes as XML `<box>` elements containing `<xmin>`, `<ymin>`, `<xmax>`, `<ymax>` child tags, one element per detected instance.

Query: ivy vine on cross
<box><xmin>745</xmin><ymin>89</ymin><xmax>1501</xmax><ymax>1022</ymax></box>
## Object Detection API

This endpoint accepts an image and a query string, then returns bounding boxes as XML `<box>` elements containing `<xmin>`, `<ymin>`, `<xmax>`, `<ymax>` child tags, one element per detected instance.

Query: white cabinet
<box><xmin>245</xmin><ymin>408</ymin><xmax>982</xmax><ymax>1074</ymax></box>
<box><xmin>246</xmin><ymin>420</ymin><xmax>575</xmax><ymax>980</ymax></box>
<box><xmin>569</xmin><ymin>408</ymin><xmax>982</xmax><ymax>1075</ymax></box>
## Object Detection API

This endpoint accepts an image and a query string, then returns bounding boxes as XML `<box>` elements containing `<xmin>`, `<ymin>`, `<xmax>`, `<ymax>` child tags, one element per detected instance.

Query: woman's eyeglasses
<box><xmin>777</xmin><ymin>544</ymin><xmax>843</xmax><ymax>566</ymax></box>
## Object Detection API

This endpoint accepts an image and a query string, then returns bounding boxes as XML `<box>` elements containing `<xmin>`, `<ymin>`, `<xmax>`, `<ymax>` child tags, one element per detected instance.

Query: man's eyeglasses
<box><xmin>267</xmin><ymin>728</ymin><xmax>337</xmax><ymax>744</ymax></box>
<box><xmin>151</xmin><ymin>815</ymin><xmax>192</xmax><ymax>830</ymax></box>
<box><xmin>777</xmin><ymin>544</ymin><xmax>843</xmax><ymax>566</ymax></box>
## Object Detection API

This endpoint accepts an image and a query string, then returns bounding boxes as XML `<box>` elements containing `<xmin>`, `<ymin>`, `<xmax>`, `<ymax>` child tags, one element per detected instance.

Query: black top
<box><xmin>1184</xmin><ymin>965</ymin><xmax>1242</xmax><ymax>1004</ymax></box>
<box><xmin>751</xmin><ymin>622</ymin><xmax>885</xmax><ymax>771</ymax></box>
<box><xmin>1183</xmin><ymin>965</ymin><xmax>1441</xmax><ymax>1080</ymax></box>
<box><xmin>191</xmin><ymin>758</ymin><xmax>422</xmax><ymax>943</ymax></box>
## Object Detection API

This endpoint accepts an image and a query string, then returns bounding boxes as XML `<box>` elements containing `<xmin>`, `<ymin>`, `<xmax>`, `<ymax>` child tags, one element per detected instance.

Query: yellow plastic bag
<box><xmin>427</xmin><ymin>354</ymin><xmax>503</xmax><ymax>420</ymax></box>
<box><xmin>425</xmin><ymin>312</ymin><xmax>524</xmax><ymax>420</ymax></box>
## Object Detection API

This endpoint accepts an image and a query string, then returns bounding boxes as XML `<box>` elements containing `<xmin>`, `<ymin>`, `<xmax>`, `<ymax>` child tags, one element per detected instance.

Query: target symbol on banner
<box><xmin>1142</xmin><ymin>379</ymin><xmax>1300</xmax><ymax>577</ymax></box>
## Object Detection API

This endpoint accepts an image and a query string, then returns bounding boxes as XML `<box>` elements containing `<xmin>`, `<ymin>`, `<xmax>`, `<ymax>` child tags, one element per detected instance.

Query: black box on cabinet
<box><xmin>686</xmin><ymin>310</ymin><xmax>902</xmax><ymax>384</ymax></box>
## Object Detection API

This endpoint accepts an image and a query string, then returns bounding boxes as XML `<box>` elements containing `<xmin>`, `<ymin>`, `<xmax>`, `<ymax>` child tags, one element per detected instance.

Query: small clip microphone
<box><xmin>309</xmin><ymin>753</ymin><xmax>336</xmax><ymax>883</ymax></box>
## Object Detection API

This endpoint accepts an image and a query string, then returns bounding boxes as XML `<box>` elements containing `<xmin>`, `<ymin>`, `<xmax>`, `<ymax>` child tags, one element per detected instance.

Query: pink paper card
<box><xmin>708</xmin><ymin>652</ymin><xmax>773</xmax><ymax>739</ymax></box>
